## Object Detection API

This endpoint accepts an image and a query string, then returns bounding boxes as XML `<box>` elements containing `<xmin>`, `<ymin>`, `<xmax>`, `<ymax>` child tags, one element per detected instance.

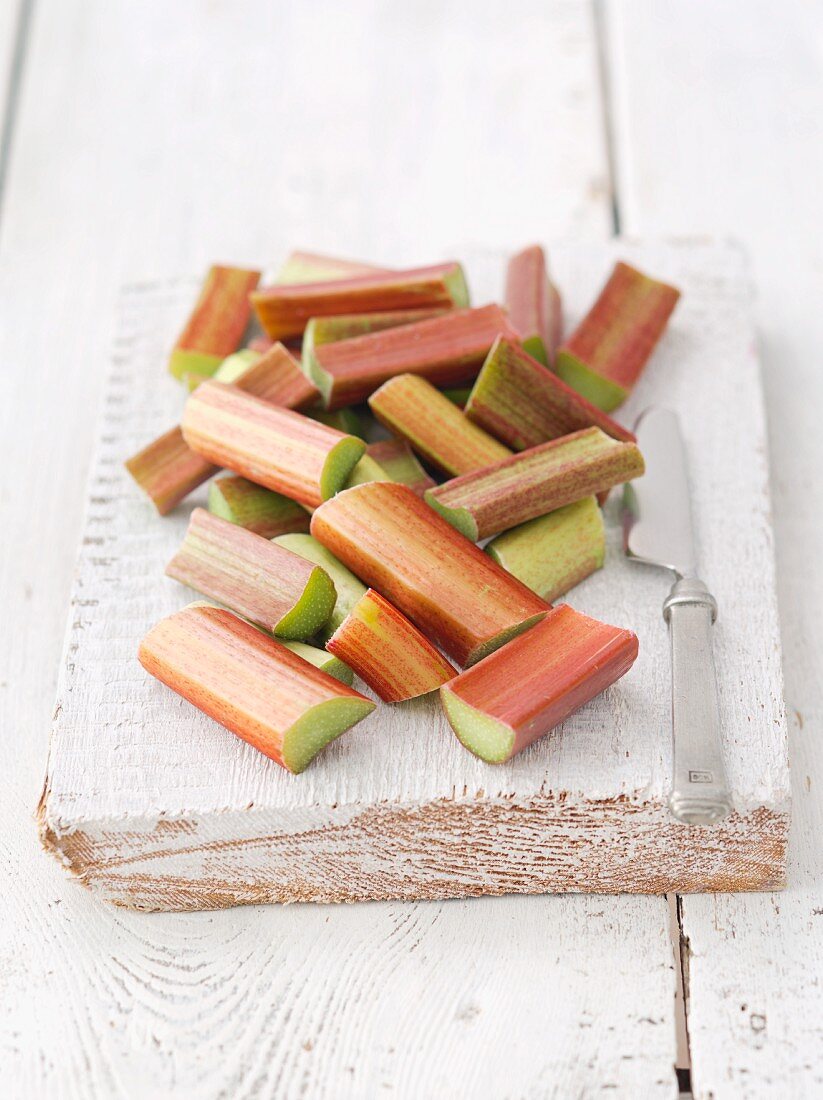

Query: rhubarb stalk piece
<box><xmin>328</xmin><ymin>589</ymin><xmax>456</xmax><ymax>702</ymax></box>
<box><xmin>368</xmin><ymin>374</ymin><xmax>511</xmax><ymax>477</ymax></box>
<box><xmin>125</xmin><ymin>426</ymin><xmax>218</xmax><ymax>517</ymax></box>
<box><xmin>440</xmin><ymin>604</ymin><xmax>638</xmax><ymax>763</ymax></box>
<box><xmin>282</xmin><ymin>641</ymin><xmax>354</xmax><ymax>685</ymax></box>
<box><xmin>555</xmin><ymin>261</ymin><xmax>680</xmax><ymax>411</ymax></box>
<box><xmin>465</xmin><ymin>336</ymin><xmax>635</xmax><ymax>451</ymax></box>
<box><xmin>344</xmin><ymin>455</ymin><xmax>392</xmax><ymax>489</ymax></box>
<box><xmin>226</xmin><ymin>342</ymin><xmax>319</xmax><ymax>410</ymax></box>
<box><xmin>166</xmin><ymin>509</ymin><xmax>336</xmax><ymax>640</ymax></box>
<box><xmin>169</xmin><ymin>265</ymin><xmax>261</xmax><ymax>380</ymax></box>
<box><xmin>208</xmin><ymin>476</ymin><xmax>310</xmax><ymax>538</ymax></box>
<box><xmin>272</xmin><ymin>533</ymin><xmax>367</xmax><ymax>643</ymax></box>
<box><xmin>181</xmin><ymin>381</ymin><xmax>365</xmax><ymax>509</ymax></box>
<box><xmin>308</xmin><ymin>304</ymin><xmax>519</xmax><ymax>410</ymax></box>
<box><xmin>302</xmin><ymin>308</ymin><xmax>447</xmax><ymax>368</ymax></box>
<box><xmin>505</xmin><ymin>244</ymin><xmax>562</xmax><ymax>365</ymax></box>
<box><xmin>365</xmin><ymin>438</ymin><xmax>435</xmax><ymax>495</ymax></box>
<box><xmin>252</xmin><ymin>262</ymin><xmax>469</xmax><ymax>341</ymax></box>
<box><xmin>275</xmin><ymin>251</ymin><xmax>386</xmax><ymax>284</ymax></box>
<box><xmin>426</xmin><ymin>427</ymin><xmax>644</xmax><ymax>541</ymax></box>
<box><xmin>139</xmin><ymin>604</ymin><xmax>374</xmax><ymax>773</ymax></box>
<box><xmin>485</xmin><ymin>497</ymin><xmax>605</xmax><ymax>601</ymax></box>
<box><xmin>311</xmin><ymin>483</ymin><xmax>549</xmax><ymax>666</ymax></box>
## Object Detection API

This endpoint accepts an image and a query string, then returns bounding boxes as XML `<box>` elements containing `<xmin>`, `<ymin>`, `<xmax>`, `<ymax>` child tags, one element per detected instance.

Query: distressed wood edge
<box><xmin>37</xmin><ymin>785</ymin><xmax>789</xmax><ymax>912</ymax></box>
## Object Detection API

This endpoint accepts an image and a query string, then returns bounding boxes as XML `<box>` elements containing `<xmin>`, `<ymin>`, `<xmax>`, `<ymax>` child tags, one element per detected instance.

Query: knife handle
<box><xmin>663</xmin><ymin>577</ymin><xmax>732</xmax><ymax>825</ymax></box>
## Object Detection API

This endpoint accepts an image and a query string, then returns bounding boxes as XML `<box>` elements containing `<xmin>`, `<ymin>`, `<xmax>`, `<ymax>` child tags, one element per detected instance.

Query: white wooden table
<box><xmin>1</xmin><ymin>2</ymin><xmax>820</xmax><ymax>1096</ymax></box>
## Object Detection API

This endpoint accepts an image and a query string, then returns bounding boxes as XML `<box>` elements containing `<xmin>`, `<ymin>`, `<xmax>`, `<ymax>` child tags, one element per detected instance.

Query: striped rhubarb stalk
<box><xmin>169</xmin><ymin>265</ymin><xmax>261</xmax><ymax>380</ymax></box>
<box><xmin>181</xmin><ymin>381</ymin><xmax>365</xmax><ymax>509</ymax></box>
<box><xmin>365</xmin><ymin>438</ymin><xmax>435</xmax><ymax>495</ymax></box>
<box><xmin>328</xmin><ymin>589</ymin><xmax>456</xmax><ymax>702</ymax></box>
<box><xmin>311</xmin><ymin>482</ymin><xmax>549</xmax><ymax>667</ymax></box>
<box><xmin>425</xmin><ymin>427</ymin><xmax>645</xmax><ymax>540</ymax></box>
<box><xmin>440</xmin><ymin>604</ymin><xmax>639</xmax><ymax>763</ymax></box>
<box><xmin>308</xmin><ymin>304</ymin><xmax>519</xmax><ymax>410</ymax></box>
<box><xmin>252</xmin><ymin>262</ymin><xmax>469</xmax><ymax>341</ymax></box>
<box><xmin>208</xmin><ymin>476</ymin><xmax>310</xmax><ymax>538</ymax></box>
<box><xmin>275</xmin><ymin>251</ymin><xmax>386</xmax><ymax>284</ymax></box>
<box><xmin>505</xmin><ymin>244</ymin><xmax>563</xmax><ymax>365</ymax></box>
<box><xmin>302</xmin><ymin>308</ymin><xmax>447</xmax><ymax>368</ymax></box>
<box><xmin>272</xmin><ymin>533</ymin><xmax>367</xmax><ymax>643</ymax></box>
<box><xmin>556</xmin><ymin>261</ymin><xmax>680</xmax><ymax>411</ymax></box>
<box><xmin>464</xmin><ymin>336</ymin><xmax>635</xmax><ymax>451</ymax></box>
<box><xmin>227</xmin><ymin>342</ymin><xmax>319</xmax><ymax>409</ymax></box>
<box><xmin>139</xmin><ymin>604</ymin><xmax>374</xmax><ymax>773</ymax></box>
<box><xmin>368</xmin><ymin>374</ymin><xmax>511</xmax><ymax>477</ymax></box>
<box><xmin>485</xmin><ymin>497</ymin><xmax>605</xmax><ymax>601</ymax></box>
<box><xmin>166</xmin><ymin>509</ymin><xmax>336</xmax><ymax>640</ymax></box>
<box><xmin>282</xmin><ymin>641</ymin><xmax>354</xmax><ymax>685</ymax></box>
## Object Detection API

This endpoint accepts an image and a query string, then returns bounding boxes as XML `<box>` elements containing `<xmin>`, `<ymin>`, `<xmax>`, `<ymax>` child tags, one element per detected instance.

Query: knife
<box><xmin>622</xmin><ymin>407</ymin><xmax>732</xmax><ymax>825</ymax></box>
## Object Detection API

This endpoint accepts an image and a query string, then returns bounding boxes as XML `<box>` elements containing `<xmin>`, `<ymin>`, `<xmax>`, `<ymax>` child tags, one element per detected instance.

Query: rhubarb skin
<box><xmin>272</xmin><ymin>533</ymin><xmax>367</xmax><ymax>643</ymax></box>
<box><xmin>365</xmin><ymin>437</ymin><xmax>436</xmax><ymax>495</ymax></box>
<box><xmin>309</xmin><ymin>304</ymin><xmax>520</xmax><ymax>410</ymax></box>
<box><xmin>328</xmin><ymin>589</ymin><xmax>456</xmax><ymax>702</ymax></box>
<box><xmin>426</xmin><ymin>427</ymin><xmax>645</xmax><ymax>541</ymax></box>
<box><xmin>368</xmin><ymin>374</ymin><xmax>511</xmax><ymax>477</ymax></box>
<box><xmin>275</xmin><ymin>251</ymin><xmax>387</xmax><ymax>284</ymax></box>
<box><xmin>505</xmin><ymin>244</ymin><xmax>563</xmax><ymax>365</ymax></box>
<box><xmin>282</xmin><ymin>640</ymin><xmax>354</xmax><ymax>686</ymax></box>
<box><xmin>302</xmin><ymin>308</ymin><xmax>447</xmax><ymax>368</ymax></box>
<box><xmin>208</xmin><ymin>476</ymin><xmax>310</xmax><ymax>539</ymax></box>
<box><xmin>181</xmin><ymin>381</ymin><xmax>365</xmax><ymax>509</ymax></box>
<box><xmin>440</xmin><ymin>604</ymin><xmax>639</xmax><ymax>763</ymax></box>
<box><xmin>125</xmin><ymin>426</ymin><xmax>218</xmax><ymax>516</ymax></box>
<box><xmin>485</xmin><ymin>497</ymin><xmax>605</xmax><ymax>602</ymax></box>
<box><xmin>139</xmin><ymin>604</ymin><xmax>374</xmax><ymax>773</ymax></box>
<box><xmin>555</xmin><ymin>261</ymin><xmax>681</xmax><ymax>411</ymax></box>
<box><xmin>169</xmin><ymin>265</ymin><xmax>261</xmax><ymax>380</ymax></box>
<box><xmin>166</xmin><ymin>509</ymin><xmax>336</xmax><ymax>640</ymax></box>
<box><xmin>252</xmin><ymin>262</ymin><xmax>469</xmax><ymax>341</ymax></box>
<box><xmin>230</xmin><ymin>342</ymin><xmax>320</xmax><ymax>410</ymax></box>
<box><xmin>464</xmin><ymin>336</ymin><xmax>635</xmax><ymax>452</ymax></box>
<box><xmin>311</xmin><ymin>482</ymin><xmax>549</xmax><ymax>667</ymax></box>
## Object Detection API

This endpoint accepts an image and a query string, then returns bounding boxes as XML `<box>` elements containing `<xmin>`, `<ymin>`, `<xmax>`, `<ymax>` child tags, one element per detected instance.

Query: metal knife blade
<box><xmin>623</xmin><ymin>407</ymin><xmax>697</xmax><ymax>578</ymax></box>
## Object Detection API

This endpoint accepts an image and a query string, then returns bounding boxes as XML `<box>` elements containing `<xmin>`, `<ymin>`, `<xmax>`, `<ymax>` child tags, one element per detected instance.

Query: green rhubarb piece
<box><xmin>208</xmin><ymin>476</ymin><xmax>310</xmax><ymax>539</ymax></box>
<box><xmin>344</xmin><ymin>455</ymin><xmax>392</xmax><ymax>489</ymax></box>
<box><xmin>320</xmin><ymin>438</ymin><xmax>369</xmax><ymax>500</ymax></box>
<box><xmin>282</xmin><ymin>640</ymin><xmax>354</xmax><ymax>685</ymax></box>
<box><xmin>521</xmin><ymin>335</ymin><xmax>548</xmax><ymax>366</ymax></box>
<box><xmin>554</xmin><ymin>351</ymin><xmax>628</xmax><ymax>413</ymax></box>
<box><xmin>169</xmin><ymin>348</ymin><xmax>224</xmax><ymax>383</ymax></box>
<box><xmin>272</xmin><ymin>533</ymin><xmax>367</xmax><ymax>643</ymax></box>
<box><xmin>485</xmin><ymin>497</ymin><xmax>605</xmax><ymax>601</ymax></box>
<box><xmin>212</xmin><ymin>348</ymin><xmax>262</xmax><ymax>384</ymax></box>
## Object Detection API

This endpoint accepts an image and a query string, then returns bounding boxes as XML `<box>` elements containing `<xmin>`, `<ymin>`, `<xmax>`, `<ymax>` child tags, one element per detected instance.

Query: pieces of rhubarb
<box><xmin>344</xmin><ymin>454</ymin><xmax>392</xmax><ymax>489</ymax></box>
<box><xmin>464</xmin><ymin>336</ymin><xmax>635</xmax><ymax>451</ymax></box>
<box><xmin>425</xmin><ymin>427</ymin><xmax>644</xmax><ymax>541</ymax></box>
<box><xmin>302</xmin><ymin>308</ymin><xmax>447</xmax><ymax>368</ymax></box>
<box><xmin>311</xmin><ymin>482</ymin><xmax>549</xmax><ymax>667</ymax></box>
<box><xmin>181</xmin><ymin>381</ymin><xmax>365</xmax><ymax>509</ymax></box>
<box><xmin>282</xmin><ymin>641</ymin><xmax>354</xmax><ymax>685</ymax></box>
<box><xmin>328</xmin><ymin>589</ymin><xmax>456</xmax><ymax>702</ymax></box>
<box><xmin>555</xmin><ymin>261</ymin><xmax>680</xmax><ymax>411</ymax></box>
<box><xmin>139</xmin><ymin>603</ymin><xmax>374</xmax><ymax>773</ymax></box>
<box><xmin>125</xmin><ymin>426</ymin><xmax>218</xmax><ymax>517</ymax></box>
<box><xmin>505</xmin><ymin>244</ymin><xmax>563</xmax><ymax>365</ymax></box>
<box><xmin>252</xmin><ymin>262</ymin><xmax>469</xmax><ymax>341</ymax></box>
<box><xmin>169</xmin><ymin>265</ymin><xmax>261</xmax><ymax>381</ymax></box>
<box><xmin>365</xmin><ymin>438</ymin><xmax>435</xmax><ymax>495</ymax></box>
<box><xmin>227</xmin><ymin>341</ymin><xmax>319</xmax><ymax>410</ymax></box>
<box><xmin>485</xmin><ymin>497</ymin><xmax>605</xmax><ymax>601</ymax></box>
<box><xmin>440</xmin><ymin>604</ymin><xmax>638</xmax><ymax>763</ymax></box>
<box><xmin>166</xmin><ymin>509</ymin><xmax>336</xmax><ymax>640</ymax></box>
<box><xmin>208</xmin><ymin>476</ymin><xmax>310</xmax><ymax>538</ymax></box>
<box><xmin>211</xmin><ymin>348</ymin><xmax>261</xmax><ymax>383</ymax></box>
<box><xmin>308</xmin><ymin>304</ymin><xmax>519</xmax><ymax>410</ymax></box>
<box><xmin>368</xmin><ymin>374</ymin><xmax>511</xmax><ymax>477</ymax></box>
<box><xmin>272</xmin><ymin>533</ymin><xmax>367</xmax><ymax>643</ymax></box>
<box><xmin>275</xmin><ymin>251</ymin><xmax>387</xmax><ymax>284</ymax></box>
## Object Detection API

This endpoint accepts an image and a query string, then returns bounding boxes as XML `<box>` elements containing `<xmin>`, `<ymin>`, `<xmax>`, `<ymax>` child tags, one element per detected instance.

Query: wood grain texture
<box><xmin>38</xmin><ymin>241</ymin><xmax>789</xmax><ymax>909</ymax></box>
<box><xmin>607</xmin><ymin>1</ymin><xmax>823</xmax><ymax>1095</ymax></box>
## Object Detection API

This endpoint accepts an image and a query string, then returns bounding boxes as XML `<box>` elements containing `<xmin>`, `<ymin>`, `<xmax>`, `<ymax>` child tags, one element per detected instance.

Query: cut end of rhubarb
<box><xmin>440</xmin><ymin>688</ymin><xmax>514</xmax><ymax>763</ymax></box>
<box><xmin>320</xmin><ymin>435</ymin><xmax>368</xmax><ymax>500</ymax></box>
<box><xmin>444</xmin><ymin>264</ymin><xmax>470</xmax><ymax>309</ymax></box>
<box><xmin>281</xmin><ymin>697</ymin><xmax>376</xmax><ymax>774</ymax></box>
<box><xmin>466</xmin><ymin>613</ymin><xmax>546</xmax><ymax>668</ymax></box>
<box><xmin>272</xmin><ymin>533</ymin><xmax>368</xmax><ymax>642</ymax></box>
<box><xmin>282</xmin><ymin>640</ymin><xmax>354</xmax><ymax>686</ymax></box>
<box><xmin>212</xmin><ymin>348</ymin><xmax>261</xmax><ymax>383</ymax></box>
<box><xmin>168</xmin><ymin>348</ymin><xmax>224</xmax><ymax>383</ymax></box>
<box><xmin>521</xmin><ymin>335</ymin><xmax>548</xmax><ymax>366</ymax></box>
<box><xmin>424</xmin><ymin>490</ymin><xmax>479</xmax><ymax>542</ymax></box>
<box><xmin>274</xmin><ymin>565</ymin><xmax>337</xmax><ymax>641</ymax></box>
<box><xmin>554</xmin><ymin>350</ymin><xmax>628</xmax><ymax>413</ymax></box>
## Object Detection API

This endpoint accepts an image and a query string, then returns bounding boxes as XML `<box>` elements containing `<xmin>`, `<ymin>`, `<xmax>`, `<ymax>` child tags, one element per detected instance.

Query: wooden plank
<box><xmin>38</xmin><ymin>240</ymin><xmax>788</xmax><ymax>909</ymax></box>
<box><xmin>1</xmin><ymin>1</ymin><xmax>683</xmax><ymax>1095</ymax></box>
<box><xmin>606</xmin><ymin>1</ymin><xmax>823</xmax><ymax>1096</ymax></box>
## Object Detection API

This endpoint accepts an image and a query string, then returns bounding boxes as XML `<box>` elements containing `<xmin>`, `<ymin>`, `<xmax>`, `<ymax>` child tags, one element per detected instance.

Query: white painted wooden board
<box><xmin>37</xmin><ymin>238</ymin><xmax>789</xmax><ymax>910</ymax></box>
<box><xmin>606</xmin><ymin>2</ymin><xmax>823</xmax><ymax>1096</ymax></box>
